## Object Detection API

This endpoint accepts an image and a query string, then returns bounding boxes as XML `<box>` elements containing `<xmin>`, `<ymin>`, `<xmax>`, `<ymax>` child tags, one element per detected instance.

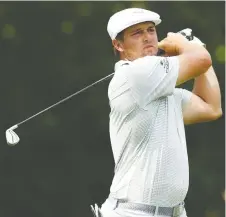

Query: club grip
<box><xmin>157</xmin><ymin>48</ymin><xmax>165</xmax><ymax>56</ymax></box>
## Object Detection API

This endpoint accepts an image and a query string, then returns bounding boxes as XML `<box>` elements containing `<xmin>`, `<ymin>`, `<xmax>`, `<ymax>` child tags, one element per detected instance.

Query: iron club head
<box><xmin>5</xmin><ymin>125</ymin><xmax>20</xmax><ymax>146</ymax></box>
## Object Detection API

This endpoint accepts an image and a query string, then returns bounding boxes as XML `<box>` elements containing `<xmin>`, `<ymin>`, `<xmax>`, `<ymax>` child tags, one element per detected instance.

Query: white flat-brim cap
<box><xmin>107</xmin><ymin>8</ymin><xmax>161</xmax><ymax>40</ymax></box>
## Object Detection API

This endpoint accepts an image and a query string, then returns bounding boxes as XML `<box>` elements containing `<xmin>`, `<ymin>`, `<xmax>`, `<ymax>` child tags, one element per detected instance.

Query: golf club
<box><xmin>5</xmin><ymin>28</ymin><xmax>193</xmax><ymax>147</ymax></box>
<box><xmin>5</xmin><ymin>73</ymin><xmax>114</xmax><ymax>146</ymax></box>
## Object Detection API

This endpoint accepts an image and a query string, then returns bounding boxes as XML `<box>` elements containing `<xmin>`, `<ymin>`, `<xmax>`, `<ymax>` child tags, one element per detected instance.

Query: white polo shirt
<box><xmin>108</xmin><ymin>56</ymin><xmax>193</xmax><ymax>207</ymax></box>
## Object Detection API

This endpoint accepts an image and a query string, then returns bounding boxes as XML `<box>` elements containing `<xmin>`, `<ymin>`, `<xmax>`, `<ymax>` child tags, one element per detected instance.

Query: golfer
<box><xmin>92</xmin><ymin>8</ymin><xmax>222</xmax><ymax>217</ymax></box>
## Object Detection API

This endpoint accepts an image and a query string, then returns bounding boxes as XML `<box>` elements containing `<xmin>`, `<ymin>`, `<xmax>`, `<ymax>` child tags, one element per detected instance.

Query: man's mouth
<box><xmin>144</xmin><ymin>45</ymin><xmax>153</xmax><ymax>49</ymax></box>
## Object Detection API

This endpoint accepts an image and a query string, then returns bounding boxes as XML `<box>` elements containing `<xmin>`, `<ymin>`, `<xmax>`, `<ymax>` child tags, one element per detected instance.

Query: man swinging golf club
<box><xmin>91</xmin><ymin>7</ymin><xmax>222</xmax><ymax>217</ymax></box>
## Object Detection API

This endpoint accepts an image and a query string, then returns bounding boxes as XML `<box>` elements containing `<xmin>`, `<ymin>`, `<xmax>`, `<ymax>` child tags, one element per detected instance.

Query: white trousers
<box><xmin>100</xmin><ymin>198</ymin><xmax>188</xmax><ymax>217</ymax></box>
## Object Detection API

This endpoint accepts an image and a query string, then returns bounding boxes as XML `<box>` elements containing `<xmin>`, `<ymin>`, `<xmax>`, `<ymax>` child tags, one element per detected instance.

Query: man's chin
<box><xmin>143</xmin><ymin>53</ymin><xmax>156</xmax><ymax>57</ymax></box>
<box><xmin>143</xmin><ymin>50</ymin><xmax>158</xmax><ymax>57</ymax></box>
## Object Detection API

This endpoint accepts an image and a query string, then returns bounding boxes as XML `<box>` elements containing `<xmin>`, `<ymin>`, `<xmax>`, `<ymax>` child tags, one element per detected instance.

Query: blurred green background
<box><xmin>0</xmin><ymin>1</ymin><xmax>225</xmax><ymax>217</ymax></box>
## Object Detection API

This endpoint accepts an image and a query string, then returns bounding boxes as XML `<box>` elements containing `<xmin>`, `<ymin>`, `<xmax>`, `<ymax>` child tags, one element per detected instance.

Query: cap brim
<box><xmin>113</xmin><ymin>18</ymin><xmax>161</xmax><ymax>39</ymax></box>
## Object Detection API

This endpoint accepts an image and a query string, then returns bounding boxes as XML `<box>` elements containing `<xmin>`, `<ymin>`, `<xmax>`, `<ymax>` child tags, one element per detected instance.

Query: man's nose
<box><xmin>143</xmin><ymin>31</ymin><xmax>151</xmax><ymax>43</ymax></box>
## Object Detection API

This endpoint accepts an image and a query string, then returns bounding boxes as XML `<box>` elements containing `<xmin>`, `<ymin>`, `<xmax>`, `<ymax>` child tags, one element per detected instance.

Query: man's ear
<box><xmin>112</xmin><ymin>39</ymin><xmax>124</xmax><ymax>52</ymax></box>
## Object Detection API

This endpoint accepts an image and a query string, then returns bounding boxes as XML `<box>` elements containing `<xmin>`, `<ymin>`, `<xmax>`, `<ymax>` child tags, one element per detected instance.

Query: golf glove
<box><xmin>179</xmin><ymin>28</ymin><xmax>206</xmax><ymax>47</ymax></box>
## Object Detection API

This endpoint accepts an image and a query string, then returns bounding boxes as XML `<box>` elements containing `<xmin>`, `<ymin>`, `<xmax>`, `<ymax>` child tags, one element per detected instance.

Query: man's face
<box><xmin>113</xmin><ymin>22</ymin><xmax>159</xmax><ymax>61</ymax></box>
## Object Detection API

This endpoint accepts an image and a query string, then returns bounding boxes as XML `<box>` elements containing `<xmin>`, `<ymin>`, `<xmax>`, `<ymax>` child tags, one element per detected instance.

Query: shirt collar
<box><xmin>114</xmin><ymin>59</ymin><xmax>131</xmax><ymax>71</ymax></box>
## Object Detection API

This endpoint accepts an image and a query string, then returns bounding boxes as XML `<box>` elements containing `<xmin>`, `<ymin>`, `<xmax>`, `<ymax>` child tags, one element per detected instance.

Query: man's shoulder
<box><xmin>108</xmin><ymin>70</ymin><xmax>128</xmax><ymax>94</ymax></box>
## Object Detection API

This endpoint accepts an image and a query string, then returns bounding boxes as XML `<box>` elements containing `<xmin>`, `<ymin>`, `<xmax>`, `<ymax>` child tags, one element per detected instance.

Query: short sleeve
<box><xmin>181</xmin><ymin>89</ymin><xmax>193</xmax><ymax>110</ymax></box>
<box><xmin>174</xmin><ymin>88</ymin><xmax>193</xmax><ymax>110</ymax></box>
<box><xmin>124</xmin><ymin>56</ymin><xmax>179</xmax><ymax>107</ymax></box>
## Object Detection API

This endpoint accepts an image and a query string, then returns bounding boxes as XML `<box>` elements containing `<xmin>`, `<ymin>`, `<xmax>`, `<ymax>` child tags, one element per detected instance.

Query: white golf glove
<box><xmin>179</xmin><ymin>28</ymin><xmax>206</xmax><ymax>47</ymax></box>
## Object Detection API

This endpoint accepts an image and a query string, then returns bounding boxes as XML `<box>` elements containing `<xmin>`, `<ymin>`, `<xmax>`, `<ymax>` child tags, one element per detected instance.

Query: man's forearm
<box><xmin>192</xmin><ymin>66</ymin><xmax>222</xmax><ymax>114</ymax></box>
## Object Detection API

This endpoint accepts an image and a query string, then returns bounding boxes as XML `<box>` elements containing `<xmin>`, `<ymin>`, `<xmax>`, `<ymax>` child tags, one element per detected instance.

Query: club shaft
<box><xmin>16</xmin><ymin>73</ymin><xmax>114</xmax><ymax>126</ymax></box>
<box><xmin>15</xmin><ymin>31</ymin><xmax>190</xmax><ymax>127</ymax></box>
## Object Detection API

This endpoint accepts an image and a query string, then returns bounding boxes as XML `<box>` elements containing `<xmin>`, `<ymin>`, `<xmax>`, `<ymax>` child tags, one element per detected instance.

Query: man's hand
<box><xmin>157</xmin><ymin>28</ymin><xmax>206</xmax><ymax>57</ymax></box>
<box><xmin>158</xmin><ymin>32</ymin><xmax>189</xmax><ymax>56</ymax></box>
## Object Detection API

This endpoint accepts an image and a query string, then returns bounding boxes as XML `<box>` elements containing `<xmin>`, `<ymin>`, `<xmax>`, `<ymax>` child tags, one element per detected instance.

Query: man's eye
<box><xmin>148</xmin><ymin>28</ymin><xmax>155</xmax><ymax>32</ymax></box>
<box><xmin>132</xmin><ymin>31</ymin><xmax>142</xmax><ymax>35</ymax></box>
